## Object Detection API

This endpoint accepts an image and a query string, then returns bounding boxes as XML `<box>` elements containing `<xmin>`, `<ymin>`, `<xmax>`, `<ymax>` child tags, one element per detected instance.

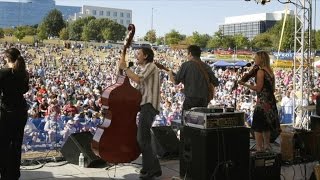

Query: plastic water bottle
<box><xmin>78</xmin><ymin>153</ymin><xmax>84</xmax><ymax>168</ymax></box>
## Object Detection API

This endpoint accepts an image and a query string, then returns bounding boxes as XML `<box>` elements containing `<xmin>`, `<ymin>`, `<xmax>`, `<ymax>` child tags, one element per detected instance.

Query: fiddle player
<box><xmin>119</xmin><ymin>47</ymin><xmax>162</xmax><ymax>179</ymax></box>
<box><xmin>238</xmin><ymin>51</ymin><xmax>280</xmax><ymax>152</ymax></box>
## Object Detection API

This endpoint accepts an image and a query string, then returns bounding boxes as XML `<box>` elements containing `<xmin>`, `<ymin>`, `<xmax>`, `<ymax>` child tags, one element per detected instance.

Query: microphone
<box><xmin>128</xmin><ymin>61</ymin><xmax>134</xmax><ymax>68</ymax></box>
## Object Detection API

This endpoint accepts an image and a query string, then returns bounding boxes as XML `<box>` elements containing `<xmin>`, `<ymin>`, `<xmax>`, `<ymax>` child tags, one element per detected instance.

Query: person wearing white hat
<box><xmin>61</xmin><ymin>120</ymin><xmax>76</xmax><ymax>140</ymax></box>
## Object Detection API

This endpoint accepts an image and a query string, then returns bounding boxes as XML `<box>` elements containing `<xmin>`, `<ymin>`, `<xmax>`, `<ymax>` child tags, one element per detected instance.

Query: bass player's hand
<box><xmin>119</xmin><ymin>56</ymin><xmax>127</xmax><ymax>70</ymax></box>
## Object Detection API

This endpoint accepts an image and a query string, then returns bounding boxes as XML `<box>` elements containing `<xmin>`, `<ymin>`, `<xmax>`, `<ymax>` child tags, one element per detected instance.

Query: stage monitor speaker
<box><xmin>181</xmin><ymin>126</ymin><xmax>250</xmax><ymax>180</ymax></box>
<box><xmin>151</xmin><ymin>126</ymin><xmax>179</xmax><ymax>158</ymax></box>
<box><xmin>316</xmin><ymin>96</ymin><xmax>320</xmax><ymax>116</ymax></box>
<box><xmin>311</xmin><ymin>115</ymin><xmax>320</xmax><ymax>132</ymax></box>
<box><xmin>61</xmin><ymin>132</ymin><xmax>105</xmax><ymax>167</ymax></box>
<box><xmin>249</xmin><ymin>152</ymin><xmax>281</xmax><ymax>180</ymax></box>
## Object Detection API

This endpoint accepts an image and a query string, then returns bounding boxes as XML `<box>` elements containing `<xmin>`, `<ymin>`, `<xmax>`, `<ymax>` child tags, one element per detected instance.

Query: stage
<box><xmin>20</xmin><ymin>125</ymin><xmax>320</xmax><ymax>180</ymax></box>
<box><xmin>20</xmin><ymin>153</ymin><xmax>319</xmax><ymax>180</ymax></box>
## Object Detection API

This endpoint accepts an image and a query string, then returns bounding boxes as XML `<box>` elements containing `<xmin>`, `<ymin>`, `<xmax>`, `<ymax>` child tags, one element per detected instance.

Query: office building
<box><xmin>219</xmin><ymin>10</ymin><xmax>294</xmax><ymax>40</ymax></box>
<box><xmin>73</xmin><ymin>5</ymin><xmax>132</xmax><ymax>27</ymax></box>
<box><xmin>56</xmin><ymin>5</ymin><xmax>81</xmax><ymax>21</ymax></box>
<box><xmin>0</xmin><ymin>1</ymin><xmax>131</xmax><ymax>28</ymax></box>
<box><xmin>0</xmin><ymin>0</ymin><xmax>55</xmax><ymax>27</ymax></box>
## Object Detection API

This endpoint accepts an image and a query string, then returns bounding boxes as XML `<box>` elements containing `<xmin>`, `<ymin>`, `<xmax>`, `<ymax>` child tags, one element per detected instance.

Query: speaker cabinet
<box><xmin>151</xmin><ymin>126</ymin><xmax>179</xmax><ymax>158</ymax></box>
<box><xmin>311</xmin><ymin>115</ymin><xmax>320</xmax><ymax>132</ymax></box>
<box><xmin>61</xmin><ymin>132</ymin><xmax>105</xmax><ymax>167</ymax></box>
<box><xmin>316</xmin><ymin>96</ymin><xmax>320</xmax><ymax>116</ymax></box>
<box><xmin>250</xmin><ymin>152</ymin><xmax>281</xmax><ymax>180</ymax></box>
<box><xmin>181</xmin><ymin>126</ymin><xmax>250</xmax><ymax>180</ymax></box>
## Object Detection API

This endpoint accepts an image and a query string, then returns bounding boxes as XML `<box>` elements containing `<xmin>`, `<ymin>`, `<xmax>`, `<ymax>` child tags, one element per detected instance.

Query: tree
<box><xmin>37</xmin><ymin>23</ymin><xmax>48</xmax><ymax>41</ymax></box>
<box><xmin>19</xmin><ymin>25</ymin><xmax>37</xmax><ymax>36</ymax></box>
<box><xmin>13</xmin><ymin>29</ymin><xmax>26</xmax><ymax>41</ymax></box>
<box><xmin>233</xmin><ymin>34</ymin><xmax>250</xmax><ymax>49</ymax></box>
<box><xmin>81</xmin><ymin>19</ymin><xmax>100</xmax><ymax>41</ymax></box>
<box><xmin>268</xmin><ymin>15</ymin><xmax>295</xmax><ymax>51</ymax></box>
<box><xmin>144</xmin><ymin>30</ymin><xmax>157</xmax><ymax>43</ymax></box>
<box><xmin>69</xmin><ymin>17</ymin><xmax>125</xmax><ymax>42</ymax></box>
<box><xmin>81</xmin><ymin>25</ymin><xmax>91</xmax><ymax>42</ymax></box>
<box><xmin>251</xmin><ymin>33</ymin><xmax>273</xmax><ymax>50</ymax></box>
<box><xmin>107</xmin><ymin>21</ymin><xmax>126</xmax><ymax>41</ymax></box>
<box><xmin>42</xmin><ymin>9</ymin><xmax>65</xmax><ymax>37</ymax></box>
<box><xmin>207</xmin><ymin>30</ymin><xmax>224</xmax><ymax>49</ymax></box>
<box><xmin>3</xmin><ymin>28</ymin><xmax>15</xmax><ymax>36</ymax></box>
<box><xmin>99</xmin><ymin>19</ymin><xmax>126</xmax><ymax>41</ymax></box>
<box><xmin>59</xmin><ymin>27</ymin><xmax>69</xmax><ymax>40</ymax></box>
<box><xmin>221</xmin><ymin>35</ymin><xmax>235</xmax><ymax>49</ymax></box>
<box><xmin>188</xmin><ymin>31</ymin><xmax>211</xmax><ymax>48</ymax></box>
<box><xmin>315</xmin><ymin>30</ymin><xmax>320</xmax><ymax>50</ymax></box>
<box><xmin>164</xmin><ymin>29</ymin><xmax>185</xmax><ymax>45</ymax></box>
<box><xmin>102</xmin><ymin>28</ymin><xmax>112</xmax><ymax>42</ymax></box>
<box><xmin>69</xmin><ymin>16</ymin><xmax>96</xmax><ymax>40</ymax></box>
<box><xmin>155</xmin><ymin>36</ymin><xmax>165</xmax><ymax>45</ymax></box>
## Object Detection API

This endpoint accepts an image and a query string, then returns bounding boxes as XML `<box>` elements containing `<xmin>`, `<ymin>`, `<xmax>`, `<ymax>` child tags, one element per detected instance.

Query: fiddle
<box><xmin>239</xmin><ymin>65</ymin><xmax>260</xmax><ymax>83</ymax></box>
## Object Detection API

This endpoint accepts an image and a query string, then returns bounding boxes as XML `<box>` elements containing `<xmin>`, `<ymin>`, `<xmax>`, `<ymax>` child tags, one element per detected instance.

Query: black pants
<box><xmin>0</xmin><ymin>109</ymin><xmax>27</xmax><ymax>180</ymax></box>
<box><xmin>137</xmin><ymin>103</ymin><xmax>161</xmax><ymax>174</ymax></box>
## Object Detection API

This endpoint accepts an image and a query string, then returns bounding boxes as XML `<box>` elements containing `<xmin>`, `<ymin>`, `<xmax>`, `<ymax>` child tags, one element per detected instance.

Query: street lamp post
<box><xmin>151</xmin><ymin>7</ymin><xmax>154</xmax><ymax>31</ymax></box>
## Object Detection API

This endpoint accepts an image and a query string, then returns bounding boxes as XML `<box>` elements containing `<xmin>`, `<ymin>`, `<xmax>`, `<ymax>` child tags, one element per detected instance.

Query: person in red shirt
<box><xmin>38</xmin><ymin>98</ymin><xmax>49</xmax><ymax>118</ymax></box>
<box><xmin>38</xmin><ymin>85</ymin><xmax>47</xmax><ymax>96</ymax></box>
<box><xmin>63</xmin><ymin>100</ymin><xmax>78</xmax><ymax>116</ymax></box>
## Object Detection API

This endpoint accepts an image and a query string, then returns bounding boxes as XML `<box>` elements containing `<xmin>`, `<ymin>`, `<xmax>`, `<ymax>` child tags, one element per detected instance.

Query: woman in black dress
<box><xmin>0</xmin><ymin>48</ymin><xmax>29</xmax><ymax>180</ymax></box>
<box><xmin>239</xmin><ymin>51</ymin><xmax>280</xmax><ymax>152</ymax></box>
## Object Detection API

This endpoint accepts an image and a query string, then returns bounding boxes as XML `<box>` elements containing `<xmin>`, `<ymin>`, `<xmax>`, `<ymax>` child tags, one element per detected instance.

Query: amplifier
<box><xmin>250</xmin><ymin>152</ymin><xmax>281</xmax><ymax>180</ymax></box>
<box><xmin>183</xmin><ymin>110</ymin><xmax>245</xmax><ymax>129</ymax></box>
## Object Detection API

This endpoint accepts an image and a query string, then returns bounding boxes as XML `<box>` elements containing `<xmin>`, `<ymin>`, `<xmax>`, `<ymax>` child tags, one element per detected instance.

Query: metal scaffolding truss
<box><xmin>293</xmin><ymin>0</ymin><xmax>313</xmax><ymax>129</ymax></box>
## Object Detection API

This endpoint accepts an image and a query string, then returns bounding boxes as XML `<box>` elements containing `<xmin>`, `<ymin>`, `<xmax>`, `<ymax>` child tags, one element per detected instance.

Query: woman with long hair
<box><xmin>239</xmin><ymin>51</ymin><xmax>280</xmax><ymax>152</ymax></box>
<box><xmin>0</xmin><ymin>47</ymin><xmax>29</xmax><ymax>180</ymax></box>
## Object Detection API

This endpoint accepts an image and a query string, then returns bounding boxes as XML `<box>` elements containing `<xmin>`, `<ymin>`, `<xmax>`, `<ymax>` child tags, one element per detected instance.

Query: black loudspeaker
<box><xmin>151</xmin><ymin>126</ymin><xmax>179</xmax><ymax>158</ymax></box>
<box><xmin>249</xmin><ymin>152</ymin><xmax>281</xmax><ymax>180</ymax></box>
<box><xmin>181</xmin><ymin>126</ymin><xmax>250</xmax><ymax>180</ymax></box>
<box><xmin>311</xmin><ymin>115</ymin><xmax>320</xmax><ymax>131</ymax></box>
<box><xmin>61</xmin><ymin>132</ymin><xmax>105</xmax><ymax>167</ymax></box>
<box><xmin>316</xmin><ymin>95</ymin><xmax>320</xmax><ymax>116</ymax></box>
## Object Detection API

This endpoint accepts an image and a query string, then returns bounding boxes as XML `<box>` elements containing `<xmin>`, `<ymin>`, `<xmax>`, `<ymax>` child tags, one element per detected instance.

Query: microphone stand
<box><xmin>232</xmin><ymin>71</ymin><xmax>239</xmax><ymax>110</ymax></box>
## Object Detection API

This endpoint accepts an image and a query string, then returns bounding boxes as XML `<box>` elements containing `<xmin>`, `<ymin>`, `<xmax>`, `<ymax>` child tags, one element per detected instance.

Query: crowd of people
<box><xmin>0</xmin><ymin>41</ymin><xmax>319</xmax><ymax>153</ymax></box>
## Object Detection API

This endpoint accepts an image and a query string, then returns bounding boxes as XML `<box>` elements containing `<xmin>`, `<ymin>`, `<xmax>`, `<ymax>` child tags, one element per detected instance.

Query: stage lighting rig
<box><xmin>260</xmin><ymin>0</ymin><xmax>271</xmax><ymax>5</ymax></box>
<box><xmin>246</xmin><ymin>0</ymin><xmax>271</xmax><ymax>5</ymax></box>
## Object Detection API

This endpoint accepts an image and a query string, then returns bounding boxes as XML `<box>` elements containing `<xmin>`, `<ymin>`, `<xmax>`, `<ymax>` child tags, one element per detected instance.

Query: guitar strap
<box><xmin>191</xmin><ymin>59</ymin><xmax>213</xmax><ymax>101</ymax></box>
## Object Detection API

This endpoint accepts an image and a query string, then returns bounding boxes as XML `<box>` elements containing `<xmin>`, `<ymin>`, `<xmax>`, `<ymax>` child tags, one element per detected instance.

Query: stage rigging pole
<box><xmin>293</xmin><ymin>0</ymin><xmax>313</xmax><ymax>129</ymax></box>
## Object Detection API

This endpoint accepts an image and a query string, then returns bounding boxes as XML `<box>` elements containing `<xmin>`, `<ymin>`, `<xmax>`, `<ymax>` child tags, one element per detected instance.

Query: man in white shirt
<box><xmin>281</xmin><ymin>91</ymin><xmax>293</xmax><ymax>123</ymax></box>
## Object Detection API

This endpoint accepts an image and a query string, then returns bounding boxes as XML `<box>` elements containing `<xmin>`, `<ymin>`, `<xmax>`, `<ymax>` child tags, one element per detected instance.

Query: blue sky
<box><xmin>54</xmin><ymin>0</ymin><xmax>300</xmax><ymax>37</ymax></box>
<box><xmin>4</xmin><ymin>0</ymin><xmax>318</xmax><ymax>37</ymax></box>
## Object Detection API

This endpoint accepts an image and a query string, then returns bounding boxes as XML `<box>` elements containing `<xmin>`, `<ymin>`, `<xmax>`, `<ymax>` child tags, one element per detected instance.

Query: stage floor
<box><xmin>19</xmin><ymin>140</ymin><xmax>318</xmax><ymax>180</ymax></box>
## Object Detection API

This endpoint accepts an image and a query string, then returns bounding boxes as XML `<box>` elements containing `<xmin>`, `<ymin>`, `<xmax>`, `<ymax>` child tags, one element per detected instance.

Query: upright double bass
<box><xmin>91</xmin><ymin>24</ymin><xmax>142</xmax><ymax>163</ymax></box>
